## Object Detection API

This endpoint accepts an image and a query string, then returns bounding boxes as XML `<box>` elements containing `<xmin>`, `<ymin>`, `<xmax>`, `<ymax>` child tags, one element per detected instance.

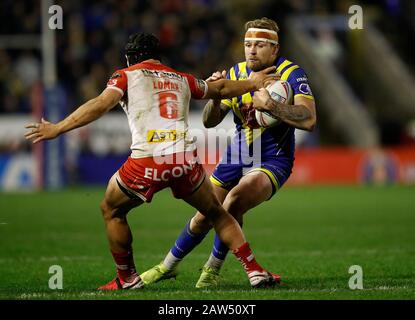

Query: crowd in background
<box><xmin>1</xmin><ymin>0</ymin><xmax>414</xmax><ymax>144</ymax></box>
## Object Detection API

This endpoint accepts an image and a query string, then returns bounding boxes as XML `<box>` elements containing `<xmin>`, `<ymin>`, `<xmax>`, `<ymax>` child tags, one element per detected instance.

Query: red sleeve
<box><xmin>183</xmin><ymin>73</ymin><xmax>207</xmax><ymax>99</ymax></box>
<box><xmin>106</xmin><ymin>70</ymin><xmax>127</xmax><ymax>95</ymax></box>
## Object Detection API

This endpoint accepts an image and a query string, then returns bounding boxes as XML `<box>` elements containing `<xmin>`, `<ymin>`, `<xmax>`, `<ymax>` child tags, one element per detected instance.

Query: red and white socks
<box><xmin>232</xmin><ymin>242</ymin><xmax>264</xmax><ymax>273</ymax></box>
<box><xmin>111</xmin><ymin>250</ymin><xmax>139</xmax><ymax>283</ymax></box>
<box><xmin>233</xmin><ymin>242</ymin><xmax>275</xmax><ymax>287</ymax></box>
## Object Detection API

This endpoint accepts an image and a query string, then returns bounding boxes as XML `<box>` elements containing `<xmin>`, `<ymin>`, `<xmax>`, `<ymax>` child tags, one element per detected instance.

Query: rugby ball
<box><xmin>255</xmin><ymin>80</ymin><xmax>293</xmax><ymax>128</ymax></box>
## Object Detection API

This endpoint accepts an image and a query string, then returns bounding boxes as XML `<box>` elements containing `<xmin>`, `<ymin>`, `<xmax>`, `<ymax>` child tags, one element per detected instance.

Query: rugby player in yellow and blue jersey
<box><xmin>141</xmin><ymin>17</ymin><xmax>316</xmax><ymax>288</ymax></box>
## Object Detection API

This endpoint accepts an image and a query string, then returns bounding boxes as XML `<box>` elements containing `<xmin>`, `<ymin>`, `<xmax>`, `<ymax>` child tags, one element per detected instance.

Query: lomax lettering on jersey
<box><xmin>152</xmin><ymin>79</ymin><xmax>181</xmax><ymax>92</ymax></box>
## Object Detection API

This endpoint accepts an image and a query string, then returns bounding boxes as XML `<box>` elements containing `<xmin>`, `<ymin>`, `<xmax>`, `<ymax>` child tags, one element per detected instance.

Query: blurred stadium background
<box><xmin>1</xmin><ymin>0</ymin><xmax>415</xmax><ymax>189</ymax></box>
<box><xmin>1</xmin><ymin>0</ymin><xmax>415</xmax><ymax>300</ymax></box>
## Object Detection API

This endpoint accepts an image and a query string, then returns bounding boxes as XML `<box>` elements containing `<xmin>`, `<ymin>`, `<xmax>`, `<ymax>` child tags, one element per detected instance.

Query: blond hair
<box><xmin>245</xmin><ymin>17</ymin><xmax>279</xmax><ymax>33</ymax></box>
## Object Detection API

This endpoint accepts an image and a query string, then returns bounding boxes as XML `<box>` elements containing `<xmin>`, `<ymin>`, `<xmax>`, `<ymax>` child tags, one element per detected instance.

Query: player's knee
<box><xmin>100</xmin><ymin>199</ymin><xmax>114</xmax><ymax>220</ymax></box>
<box><xmin>191</xmin><ymin>214</ymin><xmax>212</xmax><ymax>233</ymax></box>
<box><xmin>203</xmin><ymin>199</ymin><xmax>225</xmax><ymax>221</ymax></box>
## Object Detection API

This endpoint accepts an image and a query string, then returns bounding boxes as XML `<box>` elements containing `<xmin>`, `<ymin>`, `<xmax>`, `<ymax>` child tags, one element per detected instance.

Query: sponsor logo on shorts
<box><xmin>144</xmin><ymin>163</ymin><xmax>195</xmax><ymax>181</ymax></box>
<box><xmin>196</xmin><ymin>79</ymin><xmax>207</xmax><ymax>93</ymax></box>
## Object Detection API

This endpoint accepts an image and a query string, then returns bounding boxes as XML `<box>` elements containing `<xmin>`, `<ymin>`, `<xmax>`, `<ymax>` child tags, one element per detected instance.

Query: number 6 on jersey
<box><xmin>158</xmin><ymin>92</ymin><xmax>178</xmax><ymax>119</ymax></box>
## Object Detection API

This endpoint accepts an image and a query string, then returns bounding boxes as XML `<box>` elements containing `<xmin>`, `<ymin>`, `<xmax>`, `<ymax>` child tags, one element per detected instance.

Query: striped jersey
<box><xmin>221</xmin><ymin>56</ymin><xmax>314</xmax><ymax>161</ymax></box>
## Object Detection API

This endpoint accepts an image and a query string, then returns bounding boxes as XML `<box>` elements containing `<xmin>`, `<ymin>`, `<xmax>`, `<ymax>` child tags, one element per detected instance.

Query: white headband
<box><xmin>245</xmin><ymin>28</ymin><xmax>279</xmax><ymax>45</ymax></box>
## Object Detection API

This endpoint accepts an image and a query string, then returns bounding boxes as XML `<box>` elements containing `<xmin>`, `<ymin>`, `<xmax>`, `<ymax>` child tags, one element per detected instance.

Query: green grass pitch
<box><xmin>0</xmin><ymin>185</ymin><xmax>414</xmax><ymax>300</ymax></box>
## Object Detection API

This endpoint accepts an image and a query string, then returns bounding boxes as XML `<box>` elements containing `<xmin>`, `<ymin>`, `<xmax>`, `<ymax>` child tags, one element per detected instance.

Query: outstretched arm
<box><xmin>201</xmin><ymin>67</ymin><xmax>277</xmax><ymax>127</ymax></box>
<box><xmin>253</xmin><ymin>89</ymin><xmax>316</xmax><ymax>131</ymax></box>
<box><xmin>25</xmin><ymin>88</ymin><xmax>122</xmax><ymax>143</ymax></box>
<box><xmin>204</xmin><ymin>66</ymin><xmax>277</xmax><ymax>100</ymax></box>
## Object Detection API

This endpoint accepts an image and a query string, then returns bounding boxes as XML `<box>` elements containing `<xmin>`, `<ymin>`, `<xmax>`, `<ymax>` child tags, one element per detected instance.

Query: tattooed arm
<box><xmin>253</xmin><ymin>88</ymin><xmax>316</xmax><ymax>131</ymax></box>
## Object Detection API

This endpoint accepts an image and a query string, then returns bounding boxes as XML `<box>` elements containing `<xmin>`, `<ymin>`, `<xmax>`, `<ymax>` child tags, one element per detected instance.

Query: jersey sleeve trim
<box><xmin>106</xmin><ymin>86</ymin><xmax>124</xmax><ymax>95</ymax></box>
<box><xmin>294</xmin><ymin>93</ymin><xmax>314</xmax><ymax>100</ymax></box>
<box><xmin>185</xmin><ymin>74</ymin><xmax>207</xmax><ymax>99</ymax></box>
<box><xmin>200</xmin><ymin>79</ymin><xmax>208</xmax><ymax>99</ymax></box>
<box><xmin>106</xmin><ymin>70</ymin><xmax>127</xmax><ymax>95</ymax></box>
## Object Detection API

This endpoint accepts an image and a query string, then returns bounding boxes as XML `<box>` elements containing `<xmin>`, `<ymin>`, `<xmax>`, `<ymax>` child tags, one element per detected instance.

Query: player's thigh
<box><xmin>212</xmin><ymin>182</ymin><xmax>229</xmax><ymax>204</ymax></box>
<box><xmin>192</xmin><ymin>183</ymin><xmax>228</xmax><ymax>216</ymax></box>
<box><xmin>225</xmin><ymin>171</ymin><xmax>273</xmax><ymax>212</ymax></box>
<box><xmin>183</xmin><ymin>177</ymin><xmax>223</xmax><ymax>219</ymax></box>
<box><xmin>190</xmin><ymin>182</ymin><xmax>229</xmax><ymax>231</ymax></box>
<box><xmin>102</xmin><ymin>174</ymin><xmax>143</xmax><ymax>213</ymax></box>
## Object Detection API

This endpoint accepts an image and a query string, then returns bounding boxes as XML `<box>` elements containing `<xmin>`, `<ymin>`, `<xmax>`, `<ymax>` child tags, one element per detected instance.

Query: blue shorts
<box><xmin>210</xmin><ymin>155</ymin><xmax>293</xmax><ymax>199</ymax></box>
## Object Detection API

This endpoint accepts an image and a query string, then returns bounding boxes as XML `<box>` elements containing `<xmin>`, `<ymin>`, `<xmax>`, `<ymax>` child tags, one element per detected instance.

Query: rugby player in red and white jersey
<box><xmin>24</xmin><ymin>33</ymin><xmax>279</xmax><ymax>290</ymax></box>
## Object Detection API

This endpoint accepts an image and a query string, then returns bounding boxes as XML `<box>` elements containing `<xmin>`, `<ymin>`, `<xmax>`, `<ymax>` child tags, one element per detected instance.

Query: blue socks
<box><xmin>206</xmin><ymin>222</ymin><xmax>243</xmax><ymax>270</ymax></box>
<box><xmin>212</xmin><ymin>233</ymin><xmax>230</xmax><ymax>260</ymax></box>
<box><xmin>170</xmin><ymin>220</ymin><xmax>208</xmax><ymax>259</ymax></box>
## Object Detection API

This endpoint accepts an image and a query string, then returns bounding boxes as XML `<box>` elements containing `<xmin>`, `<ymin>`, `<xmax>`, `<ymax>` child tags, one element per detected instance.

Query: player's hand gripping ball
<box><xmin>255</xmin><ymin>80</ymin><xmax>293</xmax><ymax>128</ymax></box>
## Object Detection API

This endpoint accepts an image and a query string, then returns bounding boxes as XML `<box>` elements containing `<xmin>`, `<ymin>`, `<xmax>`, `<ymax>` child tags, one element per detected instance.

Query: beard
<box><xmin>247</xmin><ymin>60</ymin><xmax>264</xmax><ymax>72</ymax></box>
<box><xmin>247</xmin><ymin>58</ymin><xmax>277</xmax><ymax>72</ymax></box>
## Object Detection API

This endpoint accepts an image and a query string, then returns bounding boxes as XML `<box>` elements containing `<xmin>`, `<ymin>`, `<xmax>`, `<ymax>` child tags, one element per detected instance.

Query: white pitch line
<box><xmin>0</xmin><ymin>256</ymin><xmax>104</xmax><ymax>263</ymax></box>
<box><xmin>0</xmin><ymin>247</ymin><xmax>413</xmax><ymax>264</ymax></box>
<box><xmin>14</xmin><ymin>285</ymin><xmax>411</xmax><ymax>299</ymax></box>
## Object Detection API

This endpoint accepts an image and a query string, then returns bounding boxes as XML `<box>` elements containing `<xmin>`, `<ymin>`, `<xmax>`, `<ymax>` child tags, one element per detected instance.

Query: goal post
<box><xmin>0</xmin><ymin>0</ymin><xmax>66</xmax><ymax>190</ymax></box>
<box><xmin>40</xmin><ymin>0</ymin><xmax>66</xmax><ymax>189</ymax></box>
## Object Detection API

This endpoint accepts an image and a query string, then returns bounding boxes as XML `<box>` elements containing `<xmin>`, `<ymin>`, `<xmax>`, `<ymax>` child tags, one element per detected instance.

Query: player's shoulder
<box><xmin>286</xmin><ymin>65</ymin><xmax>310</xmax><ymax>83</ymax></box>
<box><xmin>277</xmin><ymin>56</ymin><xmax>304</xmax><ymax>73</ymax></box>
<box><xmin>276</xmin><ymin>56</ymin><xmax>309</xmax><ymax>82</ymax></box>
<box><xmin>109</xmin><ymin>68</ymin><xmax>126</xmax><ymax>79</ymax></box>
<box><xmin>107</xmin><ymin>66</ymin><xmax>131</xmax><ymax>88</ymax></box>
<box><xmin>108</xmin><ymin>64</ymin><xmax>138</xmax><ymax>81</ymax></box>
<box><xmin>276</xmin><ymin>56</ymin><xmax>313</xmax><ymax>98</ymax></box>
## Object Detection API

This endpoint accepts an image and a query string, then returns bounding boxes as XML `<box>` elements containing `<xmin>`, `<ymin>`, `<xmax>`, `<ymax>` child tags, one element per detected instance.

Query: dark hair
<box><xmin>125</xmin><ymin>33</ymin><xmax>161</xmax><ymax>65</ymax></box>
